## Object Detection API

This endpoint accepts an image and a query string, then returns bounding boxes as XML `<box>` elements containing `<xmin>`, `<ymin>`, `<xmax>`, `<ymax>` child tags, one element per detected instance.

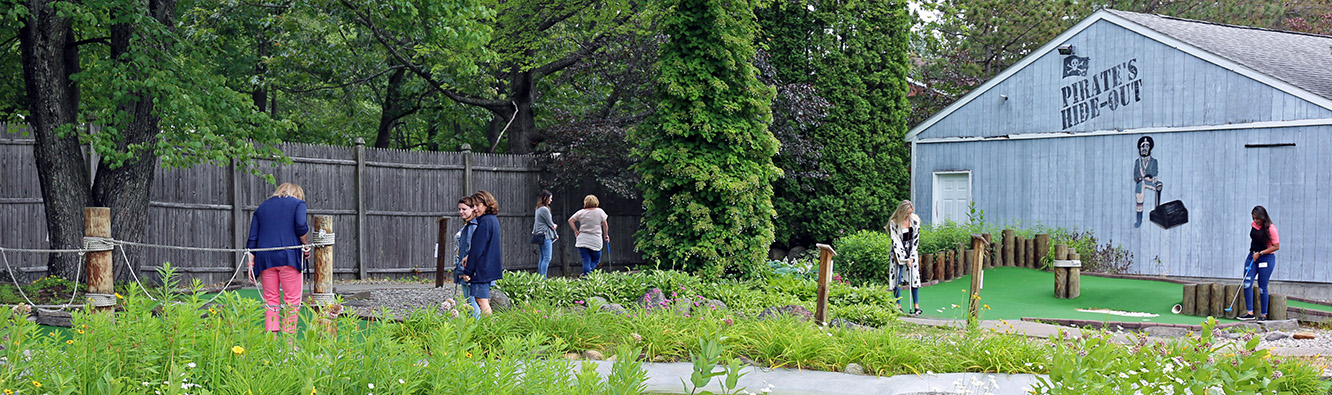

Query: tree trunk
<box><xmin>20</xmin><ymin>0</ymin><xmax>89</xmax><ymax>280</ymax></box>
<box><xmin>374</xmin><ymin>66</ymin><xmax>408</xmax><ymax>148</ymax></box>
<box><xmin>488</xmin><ymin>67</ymin><xmax>537</xmax><ymax>154</ymax></box>
<box><xmin>90</xmin><ymin>0</ymin><xmax>174</xmax><ymax>283</ymax></box>
<box><xmin>252</xmin><ymin>27</ymin><xmax>269</xmax><ymax>112</ymax></box>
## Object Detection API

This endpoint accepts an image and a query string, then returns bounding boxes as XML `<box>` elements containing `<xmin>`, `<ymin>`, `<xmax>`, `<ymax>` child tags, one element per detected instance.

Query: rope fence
<box><xmin>1</xmin><ymin>233</ymin><xmax>336</xmax><ymax>312</ymax></box>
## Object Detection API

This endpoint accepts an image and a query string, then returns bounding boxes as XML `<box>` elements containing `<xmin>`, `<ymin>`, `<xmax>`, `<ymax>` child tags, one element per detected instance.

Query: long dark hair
<box><xmin>536</xmin><ymin>190</ymin><xmax>553</xmax><ymax>208</ymax></box>
<box><xmin>1252</xmin><ymin>205</ymin><xmax>1272</xmax><ymax>229</ymax></box>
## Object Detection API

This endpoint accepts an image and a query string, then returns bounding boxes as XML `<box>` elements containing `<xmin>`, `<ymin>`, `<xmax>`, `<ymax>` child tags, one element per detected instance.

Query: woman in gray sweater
<box><xmin>531</xmin><ymin>190</ymin><xmax>559</xmax><ymax>278</ymax></box>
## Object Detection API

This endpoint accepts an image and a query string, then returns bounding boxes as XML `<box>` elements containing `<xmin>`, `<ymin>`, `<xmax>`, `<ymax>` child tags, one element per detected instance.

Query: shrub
<box><xmin>631</xmin><ymin>0</ymin><xmax>780</xmax><ymax>279</ymax></box>
<box><xmin>835</xmin><ymin>230</ymin><xmax>895</xmax><ymax>284</ymax></box>
<box><xmin>830</xmin><ymin>304</ymin><xmax>897</xmax><ymax>327</ymax></box>
<box><xmin>1042</xmin><ymin>227</ymin><xmax>1134</xmax><ymax>273</ymax></box>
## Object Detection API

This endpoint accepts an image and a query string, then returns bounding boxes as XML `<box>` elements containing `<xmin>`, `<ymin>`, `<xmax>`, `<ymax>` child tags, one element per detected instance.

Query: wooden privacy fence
<box><xmin>1</xmin><ymin>129</ymin><xmax>644</xmax><ymax>283</ymax></box>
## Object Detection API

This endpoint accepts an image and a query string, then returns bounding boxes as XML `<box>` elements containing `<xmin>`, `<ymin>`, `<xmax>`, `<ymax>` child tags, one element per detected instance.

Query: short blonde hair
<box><xmin>273</xmin><ymin>183</ymin><xmax>305</xmax><ymax>201</ymax></box>
<box><xmin>583</xmin><ymin>195</ymin><xmax>600</xmax><ymax>209</ymax></box>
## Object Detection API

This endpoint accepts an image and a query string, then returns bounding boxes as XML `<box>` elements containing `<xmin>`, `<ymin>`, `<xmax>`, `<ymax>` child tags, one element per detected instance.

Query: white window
<box><xmin>933</xmin><ymin>171</ymin><xmax>971</xmax><ymax>225</ymax></box>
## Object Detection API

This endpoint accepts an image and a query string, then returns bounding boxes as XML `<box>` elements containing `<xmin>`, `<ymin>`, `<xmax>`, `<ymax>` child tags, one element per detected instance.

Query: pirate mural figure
<box><xmin>1134</xmin><ymin>136</ymin><xmax>1163</xmax><ymax>228</ymax></box>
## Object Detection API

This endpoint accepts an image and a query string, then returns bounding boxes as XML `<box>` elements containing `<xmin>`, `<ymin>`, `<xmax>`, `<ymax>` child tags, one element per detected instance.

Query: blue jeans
<box><xmin>1243</xmin><ymin>253</ymin><xmax>1276</xmax><ymax>315</ymax></box>
<box><xmin>893</xmin><ymin>264</ymin><xmax>920</xmax><ymax>308</ymax></box>
<box><xmin>578</xmin><ymin>247</ymin><xmax>602</xmax><ymax>275</ymax></box>
<box><xmin>461</xmin><ymin>284</ymin><xmax>481</xmax><ymax>319</ymax></box>
<box><xmin>537</xmin><ymin>238</ymin><xmax>553</xmax><ymax>278</ymax></box>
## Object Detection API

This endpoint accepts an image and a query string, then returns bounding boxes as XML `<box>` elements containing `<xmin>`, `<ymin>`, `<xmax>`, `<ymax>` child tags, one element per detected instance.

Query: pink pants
<box><xmin>261</xmin><ymin>266</ymin><xmax>302</xmax><ymax>333</ymax></box>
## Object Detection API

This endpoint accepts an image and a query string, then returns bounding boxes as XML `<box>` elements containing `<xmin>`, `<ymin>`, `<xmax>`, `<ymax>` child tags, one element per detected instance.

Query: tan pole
<box><xmin>313</xmin><ymin>215</ymin><xmax>334</xmax><ymax>305</ymax></box>
<box><xmin>968</xmin><ymin>234</ymin><xmax>989</xmax><ymax>329</ymax></box>
<box><xmin>84</xmin><ymin>207</ymin><xmax>114</xmax><ymax>312</ymax></box>
<box><xmin>814</xmin><ymin>244</ymin><xmax>838</xmax><ymax>326</ymax></box>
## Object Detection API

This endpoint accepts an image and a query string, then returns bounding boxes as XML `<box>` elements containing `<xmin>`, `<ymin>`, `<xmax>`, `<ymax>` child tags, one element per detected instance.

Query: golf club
<box><xmin>1223</xmin><ymin>262</ymin><xmax>1255</xmax><ymax>312</ymax></box>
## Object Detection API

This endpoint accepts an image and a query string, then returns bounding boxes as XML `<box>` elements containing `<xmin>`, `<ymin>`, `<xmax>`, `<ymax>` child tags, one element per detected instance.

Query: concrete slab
<box><xmin>579</xmin><ymin>361</ymin><xmax>1046</xmax><ymax>395</ymax></box>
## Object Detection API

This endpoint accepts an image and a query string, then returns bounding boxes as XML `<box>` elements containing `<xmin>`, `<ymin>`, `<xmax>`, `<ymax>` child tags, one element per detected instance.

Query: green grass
<box><xmin>917</xmin><ymin>267</ymin><xmax>1241</xmax><ymax>325</ymax></box>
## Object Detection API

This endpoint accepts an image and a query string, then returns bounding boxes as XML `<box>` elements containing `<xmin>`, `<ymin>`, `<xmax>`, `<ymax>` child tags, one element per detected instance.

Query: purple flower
<box><xmin>575</xmin><ymin>300</ymin><xmax>585</xmax><ymax>304</ymax></box>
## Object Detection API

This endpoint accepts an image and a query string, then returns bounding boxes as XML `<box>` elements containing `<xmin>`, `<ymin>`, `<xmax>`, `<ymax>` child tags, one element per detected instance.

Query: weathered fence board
<box><xmin>0</xmin><ymin>130</ymin><xmax>646</xmax><ymax>284</ymax></box>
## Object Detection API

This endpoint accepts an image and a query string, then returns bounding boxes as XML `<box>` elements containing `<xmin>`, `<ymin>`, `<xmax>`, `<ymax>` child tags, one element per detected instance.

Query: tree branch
<box><xmin>533</xmin><ymin>34</ymin><xmax>607</xmax><ymax>76</ymax></box>
<box><xmin>279</xmin><ymin>65</ymin><xmax>405</xmax><ymax>94</ymax></box>
<box><xmin>338</xmin><ymin>0</ymin><xmax>511</xmax><ymax>112</ymax></box>
<box><xmin>70</xmin><ymin>37</ymin><xmax>111</xmax><ymax>47</ymax></box>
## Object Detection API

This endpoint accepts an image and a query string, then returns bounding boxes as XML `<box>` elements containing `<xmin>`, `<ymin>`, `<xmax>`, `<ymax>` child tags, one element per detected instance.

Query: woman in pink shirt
<box><xmin>1238</xmin><ymin>205</ymin><xmax>1280</xmax><ymax>321</ymax></box>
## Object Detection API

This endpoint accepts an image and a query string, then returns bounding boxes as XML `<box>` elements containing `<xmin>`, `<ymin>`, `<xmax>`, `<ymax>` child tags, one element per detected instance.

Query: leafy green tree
<box><xmin>9</xmin><ymin>0</ymin><xmax>293</xmax><ymax>280</ymax></box>
<box><xmin>756</xmin><ymin>0</ymin><xmax>912</xmax><ymax>247</ymax></box>
<box><xmin>632</xmin><ymin>0</ymin><xmax>779</xmax><ymax>278</ymax></box>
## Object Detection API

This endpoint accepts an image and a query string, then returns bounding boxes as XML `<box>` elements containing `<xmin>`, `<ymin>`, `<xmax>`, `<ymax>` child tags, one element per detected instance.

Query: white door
<box><xmin>934</xmin><ymin>172</ymin><xmax>971</xmax><ymax>224</ymax></box>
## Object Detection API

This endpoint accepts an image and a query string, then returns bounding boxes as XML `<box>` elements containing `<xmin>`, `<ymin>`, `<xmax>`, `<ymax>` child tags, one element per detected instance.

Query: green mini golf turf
<box><xmin>911</xmin><ymin>267</ymin><xmax>1243</xmax><ymax>325</ymax></box>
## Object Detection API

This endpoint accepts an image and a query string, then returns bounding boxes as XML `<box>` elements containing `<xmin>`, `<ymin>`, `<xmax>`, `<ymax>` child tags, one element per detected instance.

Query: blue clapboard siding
<box><xmin>921</xmin><ymin>20</ymin><xmax>1332</xmax><ymax>140</ymax></box>
<box><xmin>913</xmin><ymin>125</ymin><xmax>1332</xmax><ymax>283</ymax></box>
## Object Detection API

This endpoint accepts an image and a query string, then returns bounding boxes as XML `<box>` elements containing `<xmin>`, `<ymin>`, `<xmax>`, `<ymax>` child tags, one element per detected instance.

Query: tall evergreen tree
<box><xmin>632</xmin><ymin>0</ymin><xmax>779</xmax><ymax>278</ymax></box>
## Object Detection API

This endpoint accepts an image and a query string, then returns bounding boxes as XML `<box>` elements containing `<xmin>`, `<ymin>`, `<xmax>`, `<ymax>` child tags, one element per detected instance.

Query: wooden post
<box><xmin>1223</xmin><ymin>284</ymin><xmax>1239</xmax><ymax>319</ymax></box>
<box><xmin>935</xmin><ymin>253</ymin><xmax>946</xmax><ymax>283</ymax></box>
<box><xmin>1270</xmin><ymin>294</ymin><xmax>1287</xmax><ymax>320</ymax></box>
<box><xmin>434</xmin><ymin>217</ymin><xmax>450</xmax><ymax>287</ymax></box>
<box><xmin>981</xmin><ymin>233</ymin><xmax>993</xmax><ymax>269</ymax></box>
<box><xmin>963</xmin><ymin>249</ymin><xmax>973</xmax><ymax>275</ymax></box>
<box><xmin>1053</xmin><ymin>244</ymin><xmax>1069</xmax><ymax>298</ymax></box>
<box><xmin>921</xmin><ymin>253</ymin><xmax>933</xmax><ymax>283</ymax></box>
<box><xmin>313</xmin><ymin>216</ymin><xmax>335</xmax><ymax>306</ymax></box>
<box><xmin>967</xmin><ymin>234</ymin><xmax>988</xmax><ymax>329</ymax></box>
<box><xmin>955</xmin><ymin>245</ymin><xmax>964</xmax><ymax>278</ymax></box>
<box><xmin>1067</xmin><ymin>267</ymin><xmax>1081</xmax><ymax>299</ymax></box>
<box><xmin>945</xmin><ymin>251</ymin><xmax>955</xmax><ymax>281</ymax></box>
<box><xmin>1182</xmin><ymin>284</ymin><xmax>1196</xmax><ymax>315</ymax></box>
<box><xmin>1024</xmin><ymin>239</ymin><xmax>1035</xmax><ymax>269</ymax></box>
<box><xmin>1195</xmin><ymin>284</ymin><xmax>1211</xmax><ymax>317</ymax></box>
<box><xmin>1209</xmin><ymin>283</ymin><xmax>1224</xmax><ymax>318</ymax></box>
<box><xmin>354</xmin><ymin>137</ymin><xmax>368</xmax><ymax>280</ymax></box>
<box><xmin>814</xmin><ymin>244</ymin><xmax>837</xmax><ymax>326</ymax></box>
<box><xmin>1002</xmin><ymin>229</ymin><xmax>1015</xmax><ymax>268</ymax></box>
<box><xmin>1014</xmin><ymin>236</ymin><xmax>1026</xmax><ymax>268</ymax></box>
<box><xmin>84</xmin><ymin>208</ymin><xmax>114</xmax><ymax>312</ymax></box>
<box><xmin>1034</xmin><ymin>234</ymin><xmax>1050</xmax><ymax>270</ymax></box>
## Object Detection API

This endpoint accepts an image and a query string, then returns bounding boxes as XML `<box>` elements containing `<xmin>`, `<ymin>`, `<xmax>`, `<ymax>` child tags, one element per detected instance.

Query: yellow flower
<box><xmin>66</xmin><ymin>340</ymin><xmax>73</xmax><ymax>344</ymax></box>
<box><xmin>232</xmin><ymin>346</ymin><xmax>245</xmax><ymax>355</ymax></box>
<box><xmin>983</xmin><ymin>304</ymin><xmax>990</xmax><ymax>310</ymax></box>
<box><xmin>115</xmin><ymin>293</ymin><xmax>123</xmax><ymax>299</ymax></box>
<box><xmin>309</xmin><ymin>386</ymin><xmax>316</xmax><ymax>394</ymax></box>
<box><xmin>48</xmin><ymin>332</ymin><xmax>55</xmax><ymax>337</ymax></box>
<box><xmin>5</xmin><ymin>388</ymin><xmax>14</xmax><ymax>394</ymax></box>
<box><xmin>77</xmin><ymin>329</ymin><xmax>85</xmax><ymax>334</ymax></box>
<box><xmin>209</xmin><ymin>308</ymin><xmax>217</xmax><ymax>315</ymax></box>
<box><xmin>466</xmin><ymin>352</ymin><xmax>473</xmax><ymax>358</ymax></box>
<box><xmin>31</xmin><ymin>381</ymin><xmax>41</xmax><ymax>388</ymax></box>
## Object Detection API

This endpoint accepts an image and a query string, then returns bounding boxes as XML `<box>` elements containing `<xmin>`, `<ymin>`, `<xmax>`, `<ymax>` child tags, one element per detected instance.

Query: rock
<box><xmin>584</xmin><ymin>350</ymin><xmax>605</xmax><ymax>360</ymax></box>
<box><xmin>639</xmin><ymin>288</ymin><xmax>668</xmax><ymax>310</ymax></box>
<box><xmin>1218</xmin><ymin>332</ymin><xmax>1242</xmax><ymax>340</ymax></box>
<box><xmin>737</xmin><ymin>355</ymin><xmax>762</xmax><ymax>367</ymax></box>
<box><xmin>600</xmin><ymin>303</ymin><xmax>628</xmax><ymax>315</ymax></box>
<box><xmin>35</xmin><ymin>310</ymin><xmax>72</xmax><ymax>328</ymax></box>
<box><xmin>788</xmin><ymin>246</ymin><xmax>808</xmax><ymax>259</ymax></box>
<box><xmin>768</xmin><ymin>247</ymin><xmax>787</xmax><ymax>261</ymax></box>
<box><xmin>703</xmin><ymin>299</ymin><xmax>728</xmax><ymax>311</ymax></box>
<box><xmin>844</xmin><ymin>363</ymin><xmax>865</xmax><ymax>375</ymax></box>
<box><xmin>1259</xmin><ymin>319</ymin><xmax>1299</xmax><ymax>332</ymax></box>
<box><xmin>606</xmin><ymin>355</ymin><xmax>618</xmax><ymax>362</ymax></box>
<box><xmin>489</xmin><ymin>288</ymin><xmax>512</xmax><ymax>311</ymax></box>
<box><xmin>673</xmin><ymin>299</ymin><xmax>692</xmax><ymax>315</ymax></box>
<box><xmin>652</xmin><ymin>355</ymin><xmax>666</xmax><ymax>362</ymax></box>
<box><xmin>563</xmin><ymin>353</ymin><xmax>581</xmax><ymax>360</ymax></box>
<box><xmin>1265</xmin><ymin>332</ymin><xmax>1291</xmax><ymax>341</ymax></box>
<box><xmin>1233</xmin><ymin>323</ymin><xmax>1262</xmax><ymax>332</ymax></box>
<box><xmin>1294</xmin><ymin>332</ymin><xmax>1317</xmax><ymax>340</ymax></box>
<box><xmin>829</xmin><ymin>318</ymin><xmax>870</xmax><ymax>330</ymax></box>
<box><xmin>1144</xmin><ymin>326</ymin><xmax>1190</xmax><ymax>338</ymax></box>
<box><xmin>757</xmin><ymin>305</ymin><xmax>813</xmax><ymax>322</ymax></box>
<box><xmin>343</xmin><ymin>291</ymin><xmax>374</xmax><ymax>300</ymax></box>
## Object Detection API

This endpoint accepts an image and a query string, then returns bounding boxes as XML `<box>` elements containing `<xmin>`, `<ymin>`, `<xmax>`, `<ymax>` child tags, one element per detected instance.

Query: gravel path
<box><xmin>340</xmin><ymin>287</ymin><xmax>467</xmax><ymax>320</ymax></box>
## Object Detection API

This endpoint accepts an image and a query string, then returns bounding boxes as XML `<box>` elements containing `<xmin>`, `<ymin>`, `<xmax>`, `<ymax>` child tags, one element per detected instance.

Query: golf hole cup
<box><xmin>1172</xmin><ymin>304</ymin><xmax>1183</xmax><ymax>314</ymax></box>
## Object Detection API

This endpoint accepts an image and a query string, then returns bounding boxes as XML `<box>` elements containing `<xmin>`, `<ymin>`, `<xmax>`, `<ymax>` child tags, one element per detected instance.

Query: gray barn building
<box><xmin>906</xmin><ymin>10</ymin><xmax>1332</xmax><ymax>290</ymax></box>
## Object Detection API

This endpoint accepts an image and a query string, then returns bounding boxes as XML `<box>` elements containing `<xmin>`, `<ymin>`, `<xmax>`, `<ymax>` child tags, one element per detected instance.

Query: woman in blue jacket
<box><xmin>461</xmin><ymin>191</ymin><xmax>503</xmax><ymax>316</ymax></box>
<box><xmin>247</xmin><ymin>183</ymin><xmax>310</xmax><ymax>333</ymax></box>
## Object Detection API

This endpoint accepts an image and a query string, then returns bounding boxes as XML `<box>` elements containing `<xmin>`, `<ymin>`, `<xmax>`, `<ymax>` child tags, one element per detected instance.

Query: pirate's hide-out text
<box><xmin>1060</xmin><ymin>58</ymin><xmax>1144</xmax><ymax>129</ymax></box>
